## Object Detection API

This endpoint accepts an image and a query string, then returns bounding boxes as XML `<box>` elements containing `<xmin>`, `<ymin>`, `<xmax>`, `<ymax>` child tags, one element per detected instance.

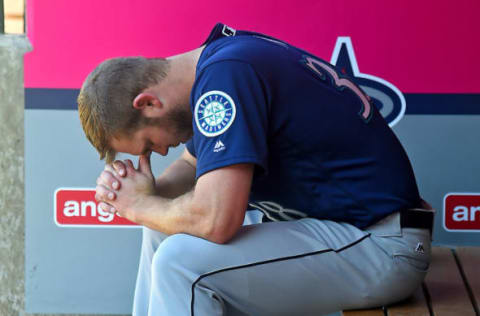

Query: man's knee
<box><xmin>151</xmin><ymin>233</ymin><xmax>210</xmax><ymax>280</ymax></box>
<box><xmin>139</xmin><ymin>227</ymin><xmax>169</xmax><ymax>264</ymax></box>
<box><xmin>142</xmin><ymin>227</ymin><xmax>168</xmax><ymax>248</ymax></box>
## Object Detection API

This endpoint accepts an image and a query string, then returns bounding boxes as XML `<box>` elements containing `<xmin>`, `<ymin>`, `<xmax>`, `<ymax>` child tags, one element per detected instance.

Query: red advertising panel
<box><xmin>444</xmin><ymin>193</ymin><xmax>480</xmax><ymax>232</ymax></box>
<box><xmin>54</xmin><ymin>188</ymin><xmax>139</xmax><ymax>227</ymax></box>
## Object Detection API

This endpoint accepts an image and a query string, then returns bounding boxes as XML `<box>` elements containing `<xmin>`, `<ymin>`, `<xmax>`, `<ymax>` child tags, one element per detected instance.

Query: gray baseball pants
<box><xmin>132</xmin><ymin>211</ymin><xmax>431</xmax><ymax>316</ymax></box>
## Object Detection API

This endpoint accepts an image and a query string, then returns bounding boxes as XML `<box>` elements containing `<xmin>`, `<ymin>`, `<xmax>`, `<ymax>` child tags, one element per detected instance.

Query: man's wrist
<box><xmin>127</xmin><ymin>194</ymin><xmax>167</xmax><ymax>226</ymax></box>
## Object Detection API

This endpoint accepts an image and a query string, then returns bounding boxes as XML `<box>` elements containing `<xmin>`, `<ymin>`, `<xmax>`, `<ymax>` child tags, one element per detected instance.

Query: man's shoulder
<box><xmin>197</xmin><ymin>35</ymin><xmax>287</xmax><ymax>74</ymax></box>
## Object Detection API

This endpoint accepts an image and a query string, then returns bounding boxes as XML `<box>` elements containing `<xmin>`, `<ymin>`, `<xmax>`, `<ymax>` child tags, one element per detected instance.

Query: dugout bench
<box><xmin>343</xmin><ymin>247</ymin><xmax>480</xmax><ymax>316</ymax></box>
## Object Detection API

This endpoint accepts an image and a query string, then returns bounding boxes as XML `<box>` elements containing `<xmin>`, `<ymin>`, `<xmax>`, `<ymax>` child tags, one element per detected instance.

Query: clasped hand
<box><xmin>95</xmin><ymin>154</ymin><xmax>155</xmax><ymax>223</ymax></box>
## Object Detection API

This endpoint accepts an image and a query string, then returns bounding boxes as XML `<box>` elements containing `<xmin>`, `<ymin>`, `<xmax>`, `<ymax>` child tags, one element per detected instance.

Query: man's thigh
<box><xmin>152</xmin><ymin>218</ymin><xmax>399</xmax><ymax>316</ymax></box>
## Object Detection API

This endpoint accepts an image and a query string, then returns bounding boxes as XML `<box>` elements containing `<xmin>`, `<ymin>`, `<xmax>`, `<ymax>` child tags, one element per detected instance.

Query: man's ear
<box><xmin>133</xmin><ymin>93</ymin><xmax>163</xmax><ymax>117</ymax></box>
<box><xmin>133</xmin><ymin>93</ymin><xmax>161</xmax><ymax>109</ymax></box>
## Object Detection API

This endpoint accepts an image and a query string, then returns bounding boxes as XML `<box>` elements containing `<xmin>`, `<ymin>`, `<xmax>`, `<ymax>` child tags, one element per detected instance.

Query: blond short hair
<box><xmin>77</xmin><ymin>57</ymin><xmax>169</xmax><ymax>163</ymax></box>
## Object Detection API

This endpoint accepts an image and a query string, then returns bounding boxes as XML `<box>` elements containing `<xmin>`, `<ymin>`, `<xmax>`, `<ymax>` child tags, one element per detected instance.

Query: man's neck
<box><xmin>151</xmin><ymin>46</ymin><xmax>205</xmax><ymax>109</ymax></box>
<box><xmin>166</xmin><ymin>46</ymin><xmax>205</xmax><ymax>89</ymax></box>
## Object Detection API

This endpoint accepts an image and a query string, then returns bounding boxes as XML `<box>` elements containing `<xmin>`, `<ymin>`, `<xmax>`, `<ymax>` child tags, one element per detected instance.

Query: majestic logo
<box><xmin>415</xmin><ymin>242</ymin><xmax>425</xmax><ymax>254</ymax></box>
<box><xmin>213</xmin><ymin>140</ymin><xmax>226</xmax><ymax>152</ymax></box>
<box><xmin>194</xmin><ymin>90</ymin><xmax>236</xmax><ymax>137</ymax></box>
<box><xmin>443</xmin><ymin>193</ymin><xmax>480</xmax><ymax>232</ymax></box>
<box><xmin>330</xmin><ymin>37</ymin><xmax>406</xmax><ymax>127</ymax></box>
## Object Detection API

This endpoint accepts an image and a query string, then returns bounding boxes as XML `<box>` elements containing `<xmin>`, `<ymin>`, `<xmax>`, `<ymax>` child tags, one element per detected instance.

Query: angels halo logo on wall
<box><xmin>194</xmin><ymin>90</ymin><xmax>236</xmax><ymax>137</ymax></box>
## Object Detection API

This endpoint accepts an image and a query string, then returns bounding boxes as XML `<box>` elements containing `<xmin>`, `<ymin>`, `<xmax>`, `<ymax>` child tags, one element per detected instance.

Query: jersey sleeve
<box><xmin>190</xmin><ymin>60</ymin><xmax>269</xmax><ymax>178</ymax></box>
<box><xmin>185</xmin><ymin>139</ymin><xmax>196</xmax><ymax>157</ymax></box>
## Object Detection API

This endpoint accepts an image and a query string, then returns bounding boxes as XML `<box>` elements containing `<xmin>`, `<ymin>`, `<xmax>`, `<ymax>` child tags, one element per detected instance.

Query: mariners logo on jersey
<box><xmin>331</xmin><ymin>37</ymin><xmax>406</xmax><ymax>127</ymax></box>
<box><xmin>194</xmin><ymin>90</ymin><xmax>237</xmax><ymax>137</ymax></box>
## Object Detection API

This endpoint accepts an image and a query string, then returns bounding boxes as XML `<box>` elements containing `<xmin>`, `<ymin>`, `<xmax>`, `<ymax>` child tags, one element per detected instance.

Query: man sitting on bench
<box><xmin>78</xmin><ymin>23</ymin><xmax>434</xmax><ymax>315</ymax></box>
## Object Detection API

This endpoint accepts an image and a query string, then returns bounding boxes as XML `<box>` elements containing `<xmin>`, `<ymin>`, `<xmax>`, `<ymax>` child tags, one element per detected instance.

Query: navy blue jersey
<box><xmin>186</xmin><ymin>24</ymin><xmax>420</xmax><ymax>228</ymax></box>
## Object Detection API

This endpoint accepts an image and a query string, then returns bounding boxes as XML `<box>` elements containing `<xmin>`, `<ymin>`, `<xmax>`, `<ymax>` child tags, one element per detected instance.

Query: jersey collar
<box><xmin>201</xmin><ymin>23</ymin><xmax>237</xmax><ymax>46</ymax></box>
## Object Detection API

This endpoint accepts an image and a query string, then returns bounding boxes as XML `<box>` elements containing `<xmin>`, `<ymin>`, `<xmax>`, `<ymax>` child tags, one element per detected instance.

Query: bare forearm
<box><xmin>155</xmin><ymin>158</ymin><xmax>196</xmax><ymax>199</ymax></box>
<box><xmin>102</xmin><ymin>159</ymin><xmax>251</xmax><ymax>244</ymax></box>
<box><xmin>132</xmin><ymin>191</ymin><xmax>214</xmax><ymax>240</ymax></box>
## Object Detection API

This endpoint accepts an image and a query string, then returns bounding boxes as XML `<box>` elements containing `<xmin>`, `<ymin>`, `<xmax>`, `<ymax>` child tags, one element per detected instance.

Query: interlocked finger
<box><xmin>95</xmin><ymin>184</ymin><xmax>116</xmax><ymax>202</ymax></box>
<box><xmin>97</xmin><ymin>170</ymin><xmax>121</xmax><ymax>190</ymax></box>
<box><xmin>98</xmin><ymin>201</ymin><xmax>116</xmax><ymax>214</ymax></box>
<box><xmin>112</xmin><ymin>160</ymin><xmax>128</xmax><ymax>177</ymax></box>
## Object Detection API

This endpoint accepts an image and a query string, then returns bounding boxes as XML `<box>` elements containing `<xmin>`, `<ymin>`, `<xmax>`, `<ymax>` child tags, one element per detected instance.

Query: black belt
<box><xmin>400</xmin><ymin>208</ymin><xmax>434</xmax><ymax>232</ymax></box>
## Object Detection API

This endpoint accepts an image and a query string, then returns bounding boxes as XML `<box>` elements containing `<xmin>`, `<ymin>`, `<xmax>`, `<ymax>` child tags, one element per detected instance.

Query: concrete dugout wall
<box><xmin>0</xmin><ymin>35</ymin><xmax>30</xmax><ymax>315</ymax></box>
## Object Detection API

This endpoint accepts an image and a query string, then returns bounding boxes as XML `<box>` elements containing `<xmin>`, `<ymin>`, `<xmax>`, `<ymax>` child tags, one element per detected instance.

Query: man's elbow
<box><xmin>201</xmin><ymin>212</ymin><xmax>242</xmax><ymax>244</ymax></box>
<box><xmin>206</xmin><ymin>228</ymin><xmax>236</xmax><ymax>244</ymax></box>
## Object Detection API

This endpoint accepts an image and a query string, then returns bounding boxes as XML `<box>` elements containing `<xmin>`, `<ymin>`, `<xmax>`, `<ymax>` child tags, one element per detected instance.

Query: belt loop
<box><xmin>365</xmin><ymin>212</ymin><xmax>402</xmax><ymax>237</ymax></box>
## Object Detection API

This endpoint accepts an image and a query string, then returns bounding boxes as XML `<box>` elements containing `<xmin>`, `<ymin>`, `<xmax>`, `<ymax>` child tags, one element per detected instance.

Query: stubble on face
<box><xmin>142</xmin><ymin>102</ymin><xmax>193</xmax><ymax>144</ymax></box>
<box><xmin>165</xmin><ymin>102</ymin><xmax>194</xmax><ymax>143</ymax></box>
<box><xmin>110</xmin><ymin>102</ymin><xmax>193</xmax><ymax>157</ymax></box>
